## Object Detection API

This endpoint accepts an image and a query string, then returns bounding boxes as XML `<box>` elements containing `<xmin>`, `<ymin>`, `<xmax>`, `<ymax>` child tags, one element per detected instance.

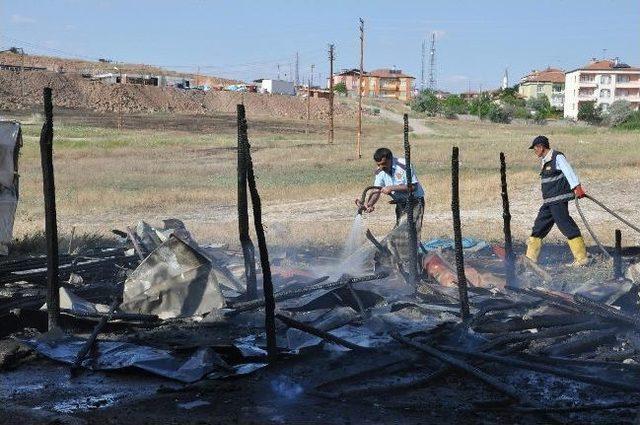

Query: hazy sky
<box><xmin>1</xmin><ymin>0</ymin><xmax>638</xmax><ymax>92</ymax></box>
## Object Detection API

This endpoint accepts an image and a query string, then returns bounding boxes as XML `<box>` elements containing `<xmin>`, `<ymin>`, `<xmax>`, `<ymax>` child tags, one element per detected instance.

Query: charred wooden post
<box><xmin>237</xmin><ymin>105</ymin><xmax>257</xmax><ymax>300</ymax></box>
<box><xmin>500</xmin><ymin>153</ymin><xmax>517</xmax><ymax>287</ymax></box>
<box><xmin>614</xmin><ymin>229</ymin><xmax>623</xmax><ymax>279</ymax></box>
<box><xmin>403</xmin><ymin>114</ymin><xmax>419</xmax><ymax>285</ymax></box>
<box><xmin>451</xmin><ymin>147</ymin><xmax>470</xmax><ymax>320</ymax></box>
<box><xmin>276</xmin><ymin>313</ymin><xmax>368</xmax><ymax>351</ymax></box>
<box><xmin>39</xmin><ymin>88</ymin><xmax>60</xmax><ymax>331</ymax></box>
<box><xmin>243</xmin><ymin>116</ymin><xmax>277</xmax><ymax>360</ymax></box>
<box><xmin>71</xmin><ymin>299</ymin><xmax>119</xmax><ymax>374</ymax></box>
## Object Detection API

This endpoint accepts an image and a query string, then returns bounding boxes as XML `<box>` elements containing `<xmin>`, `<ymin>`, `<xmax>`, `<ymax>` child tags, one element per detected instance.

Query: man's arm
<box><xmin>556</xmin><ymin>155</ymin><xmax>580</xmax><ymax>189</ymax></box>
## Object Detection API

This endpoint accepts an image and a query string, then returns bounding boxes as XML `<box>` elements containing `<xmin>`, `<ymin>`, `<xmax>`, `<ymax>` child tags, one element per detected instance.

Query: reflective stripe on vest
<box><xmin>543</xmin><ymin>192</ymin><xmax>575</xmax><ymax>205</ymax></box>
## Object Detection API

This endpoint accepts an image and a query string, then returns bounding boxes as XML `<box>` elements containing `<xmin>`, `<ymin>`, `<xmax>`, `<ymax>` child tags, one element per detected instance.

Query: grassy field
<box><xmin>6</xmin><ymin>107</ymin><xmax>640</xmax><ymax>253</ymax></box>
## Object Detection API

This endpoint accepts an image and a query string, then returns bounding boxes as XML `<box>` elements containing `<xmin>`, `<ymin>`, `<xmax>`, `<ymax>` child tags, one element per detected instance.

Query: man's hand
<box><xmin>354</xmin><ymin>198</ymin><xmax>362</xmax><ymax>207</ymax></box>
<box><xmin>381</xmin><ymin>186</ymin><xmax>393</xmax><ymax>195</ymax></box>
<box><xmin>365</xmin><ymin>204</ymin><xmax>375</xmax><ymax>213</ymax></box>
<box><xmin>574</xmin><ymin>184</ymin><xmax>586</xmax><ymax>199</ymax></box>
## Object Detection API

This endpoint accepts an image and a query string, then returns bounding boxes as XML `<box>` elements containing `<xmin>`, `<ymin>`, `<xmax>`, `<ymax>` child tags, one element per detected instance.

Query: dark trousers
<box><xmin>531</xmin><ymin>201</ymin><xmax>581</xmax><ymax>240</ymax></box>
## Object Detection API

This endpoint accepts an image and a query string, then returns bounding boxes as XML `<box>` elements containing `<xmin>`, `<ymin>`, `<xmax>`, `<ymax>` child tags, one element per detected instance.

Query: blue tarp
<box><xmin>419</xmin><ymin>237</ymin><xmax>488</xmax><ymax>253</ymax></box>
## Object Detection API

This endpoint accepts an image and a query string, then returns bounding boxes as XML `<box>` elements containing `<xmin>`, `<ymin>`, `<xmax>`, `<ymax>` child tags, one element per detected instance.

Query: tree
<box><xmin>527</xmin><ymin>94</ymin><xmax>552</xmax><ymax>123</ymax></box>
<box><xmin>498</xmin><ymin>87</ymin><xmax>526</xmax><ymax>107</ymax></box>
<box><xmin>468</xmin><ymin>93</ymin><xmax>492</xmax><ymax>119</ymax></box>
<box><xmin>487</xmin><ymin>103</ymin><xmax>513</xmax><ymax>124</ymax></box>
<box><xmin>333</xmin><ymin>82</ymin><xmax>347</xmax><ymax>95</ymax></box>
<box><xmin>604</xmin><ymin>100</ymin><xmax>633</xmax><ymax>126</ymax></box>
<box><xmin>441</xmin><ymin>95</ymin><xmax>468</xmax><ymax>118</ymax></box>
<box><xmin>410</xmin><ymin>90</ymin><xmax>439</xmax><ymax>116</ymax></box>
<box><xmin>577</xmin><ymin>101</ymin><xmax>602</xmax><ymax>125</ymax></box>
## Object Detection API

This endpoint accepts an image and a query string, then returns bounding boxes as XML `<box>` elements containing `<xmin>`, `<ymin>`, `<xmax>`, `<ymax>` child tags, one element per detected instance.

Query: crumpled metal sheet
<box><xmin>0</xmin><ymin>121</ymin><xmax>21</xmax><ymax>251</ymax></box>
<box><xmin>120</xmin><ymin>235</ymin><xmax>225</xmax><ymax>319</ymax></box>
<box><xmin>22</xmin><ymin>335</ymin><xmax>227</xmax><ymax>383</ymax></box>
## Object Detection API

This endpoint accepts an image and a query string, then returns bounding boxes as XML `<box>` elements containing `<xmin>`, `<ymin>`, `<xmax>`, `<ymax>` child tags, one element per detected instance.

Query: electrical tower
<box><xmin>428</xmin><ymin>32</ymin><xmax>436</xmax><ymax>91</ymax></box>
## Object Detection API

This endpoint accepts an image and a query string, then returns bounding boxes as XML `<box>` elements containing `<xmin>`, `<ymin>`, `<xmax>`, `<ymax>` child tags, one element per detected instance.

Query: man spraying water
<box><xmin>355</xmin><ymin>147</ymin><xmax>425</xmax><ymax>267</ymax></box>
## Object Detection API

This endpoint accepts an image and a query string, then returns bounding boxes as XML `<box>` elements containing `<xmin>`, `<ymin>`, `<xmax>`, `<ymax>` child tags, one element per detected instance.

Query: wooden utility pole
<box><xmin>39</xmin><ymin>88</ymin><xmax>60</xmax><ymax>330</ymax></box>
<box><xmin>328</xmin><ymin>44</ymin><xmax>335</xmax><ymax>144</ymax></box>
<box><xmin>306</xmin><ymin>64</ymin><xmax>314</xmax><ymax>134</ymax></box>
<box><xmin>356</xmin><ymin>18</ymin><xmax>364</xmax><ymax>159</ymax></box>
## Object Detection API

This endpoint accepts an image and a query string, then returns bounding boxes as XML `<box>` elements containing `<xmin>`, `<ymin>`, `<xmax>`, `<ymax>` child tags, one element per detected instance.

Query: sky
<box><xmin>1</xmin><ymin>0</ymin><xmax>638</xmax><ymax>92</ymax></box>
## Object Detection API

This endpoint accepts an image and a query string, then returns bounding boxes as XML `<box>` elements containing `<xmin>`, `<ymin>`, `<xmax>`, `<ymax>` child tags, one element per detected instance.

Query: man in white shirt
<box><xmin>355</xmin><ymin>147</ymin><xmax>425</xmax><ymax>266</ymax></box>
<box><xmin>525</xmin><ymin>135</ymin><xmax>589</xmax><ymax>267</ymax></box>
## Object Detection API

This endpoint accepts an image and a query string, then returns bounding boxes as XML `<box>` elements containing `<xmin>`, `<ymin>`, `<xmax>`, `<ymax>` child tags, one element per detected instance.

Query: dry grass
<box><xmin>8</xmin><ymin>107</ymin><xmax>640</xmax><ymax>253</ymax></box>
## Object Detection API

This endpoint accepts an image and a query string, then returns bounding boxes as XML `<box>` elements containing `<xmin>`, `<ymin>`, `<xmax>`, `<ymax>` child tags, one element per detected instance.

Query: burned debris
<box><xmin>2</xmin><ymin>89</ymin><xmax>640</xmax><ymax>423</ymax></box>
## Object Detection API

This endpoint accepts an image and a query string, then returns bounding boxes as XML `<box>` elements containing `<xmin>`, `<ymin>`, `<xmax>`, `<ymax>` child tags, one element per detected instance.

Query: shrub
<box><xmin>468</xmin><ymin>93</ymin><xmax>492</xmax><ymax>119</ymax></box>
<box><xmin>410</xmin><ymin>90</ymin><xmax>439</xmax><ymax>116</ymax></box>
<box><xmin>333</xmin><ymin>82</ymin><xmax>347</xmax><ymax>94</ymax></box>
<box><xmin>487</xmin><ymin>103</ymin><xmax>513</xmax><ymax>123</ymax></box>
<box><xmin>604</xmin><ymin>100</ymin><xmax>633</xmax><ymax>126</ymax></box>
<box><xmin>441</xmin><ymin>95</ymin><xmax>468</xmax><ymax>116</ymax></box>
<box><xmin>615</xmin><ymin>110</ymin><xmax>640</xmax><ymax>130</ymax></box>
<box><xmin>526</xmin><ymin>94</ymin><xmax>552</xmax><ymax>123</ymax></box>
<box><xmin>577</xmin><ymin>101</ymin><xmax>602</xmax><ymax>125</ymax></box>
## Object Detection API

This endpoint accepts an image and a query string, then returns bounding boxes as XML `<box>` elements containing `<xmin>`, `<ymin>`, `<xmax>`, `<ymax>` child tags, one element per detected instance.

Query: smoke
<box><xmin>270</xmin><ymin>376</ymin><xmax>303</xmax><ymax>400</ymax></box>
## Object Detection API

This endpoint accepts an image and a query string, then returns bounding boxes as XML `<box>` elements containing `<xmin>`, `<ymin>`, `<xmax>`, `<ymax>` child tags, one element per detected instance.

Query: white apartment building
<box><xmin>564</xmin><ymin>58</ymin><xmax>640</xmax><ymax>119</ymax></box>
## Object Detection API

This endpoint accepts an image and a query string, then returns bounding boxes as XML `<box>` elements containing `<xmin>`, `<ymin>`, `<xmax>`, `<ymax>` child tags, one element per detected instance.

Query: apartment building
<box><xmin>518</xmin><ymin>67</ymin><xmax>565</xmax><ymax>109</ymax></box>
<box><xmin>564</xmin><ymin>58</ymin><xmax>640</xmax><ymax>119</ymax></box>
<box><xmin>329</xmin><ymin>67</ymin><xmax>414</xmax><ymax>101</ymax></box>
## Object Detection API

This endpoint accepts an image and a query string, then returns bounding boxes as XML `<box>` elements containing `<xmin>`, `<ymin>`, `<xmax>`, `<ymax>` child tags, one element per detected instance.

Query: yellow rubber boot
<box><xmin>525</xmin><ymin>237</ymin><xmax>543</xmax><ymax>263</ymax></box>
<box><xmin>568</xmin><ymin>236</ymin><xmax>589</xmax><ymax>267</ymax></box>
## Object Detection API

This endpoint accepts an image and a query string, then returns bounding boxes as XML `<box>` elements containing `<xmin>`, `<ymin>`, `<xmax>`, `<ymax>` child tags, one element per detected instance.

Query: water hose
<box><xmin>357</xmin><ymin>186</ymin><xmax>382</xmax><ymax>215</ymax></box>
<box><xmin>575</xmin><ymin>194</ymin><xmax>640</xmax><ymax>259</ymax></box>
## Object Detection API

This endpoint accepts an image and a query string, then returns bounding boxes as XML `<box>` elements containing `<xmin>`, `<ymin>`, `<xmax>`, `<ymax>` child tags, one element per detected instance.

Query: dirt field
<box><xmin>3</xmin><ymin>104</ymin><xmax>639</xmax><ymax>257</ymax></box>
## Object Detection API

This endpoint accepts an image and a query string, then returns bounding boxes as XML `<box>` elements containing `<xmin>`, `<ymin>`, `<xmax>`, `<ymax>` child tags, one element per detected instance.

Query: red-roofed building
<box><xmin>518</xmin><ymin>67</ymin><xmax>565</xmax><ymax>109</ymax></box>
<box><xmin>329</xmin><ymin>67</ymin><xmax>415</xmax><ymax>101</ymax></box>
<box><xmin>564</xmin><ymin>58</ymin><xmax>640</xmax><ymax>119</ymax></box>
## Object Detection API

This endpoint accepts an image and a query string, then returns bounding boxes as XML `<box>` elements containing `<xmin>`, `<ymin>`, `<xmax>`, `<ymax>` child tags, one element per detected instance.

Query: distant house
<box><xmin>518</xmin><ymin>67</ymin><xmax>565</xmax><ymax>109</ymax></box>
<box><xmin>256</xmin><ymin>79</ymin><xmax>295</xmax><ymax>95</ymax></box>
<box><xmin>564</xmin><ymin>58</ymin><xmax>640</xmax><ymax>119</ymax></box>
<box><xmin>329</xmin><ymin>67</ymin><xmax>414</xmax><ymax>101</ymax></box>
<box><xmin>367</xmin><ymin>68</ymin><xmax>415</xmax><ymax>101</ymax></box>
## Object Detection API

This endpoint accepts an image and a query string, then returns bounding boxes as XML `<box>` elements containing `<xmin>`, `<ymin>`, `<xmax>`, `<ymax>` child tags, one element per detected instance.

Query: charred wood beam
<box><xmin>450</xmin><ymin>147</ymin><xmax>470</xmax><ymax>319</ymax></box>
<box><xmin>237</xmin><ymin>104</ymin><xmax>257</xmax><ymax>300</ymax></box>
<box><xmin>481</xmin><ymin>400</ymin><xmax>640</xmax><ymax>413</ymax></box>
<box><xmin>38</xmin><ymin>87</ymin><xmax>60</xmax><ymax>331</ymax></box>
<box><xmin>614</xmin><ymin>229</ymin><xmax>623</xmax><ymax>279</ymax></box>
<box><xmin>227</xmin><ymin>273</ymin><xmax>386</xmax><ymax>314</ymax></box>
<box><xmin>125</xmin><ymin>226</ymin><xmax>146</xmax><ymax>261</ymax></box>
<box><xmin>440</xmin><ymin>345</ymin><xmax>640</xmax><ymax>393</ymax></box>
<box><xmin>275</xmin><ymin>313</ymin><xmax>368</xmax><ymax>351</ymax></box>
<box><xmin>403</xmin><ymin>114</ymin><xmax>419</xmax><ymax>285</ymax></box>
<box><xmin>71</xmin><ymin>299</ymin><xmax>119</xmax><ymax>373</ymax></box>
<box><xmin>499</xmin><ymin>153</ymin><xmax>516</xmax><ymax>287</ymax></box>
<box><xmin>518</xmin><ymin>256</ymin><xmax>553</xmax><ymax>283</ymax></box>
<box><xmin>574</xmin><ymin>294</ymin><xmax>640</xmax><ymax>328</ymax></box>
<box><xmin>242</xmin><ymin>105</ymin><xmax>277</xmax><ymax>359</ymax></box>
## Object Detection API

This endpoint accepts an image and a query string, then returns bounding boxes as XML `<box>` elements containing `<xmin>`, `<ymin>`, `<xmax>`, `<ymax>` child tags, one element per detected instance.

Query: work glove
<box><xmin>573</xmin><ymin>184</ymin><xmax>586</xmax><ymax>199</ymax></box>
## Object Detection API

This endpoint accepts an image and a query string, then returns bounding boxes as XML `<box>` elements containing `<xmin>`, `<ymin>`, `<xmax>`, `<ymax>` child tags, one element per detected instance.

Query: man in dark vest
<box><xmin>526</xmin><ymin>135</ymin><xmax>589</xmax><ymax>266</ymax></box>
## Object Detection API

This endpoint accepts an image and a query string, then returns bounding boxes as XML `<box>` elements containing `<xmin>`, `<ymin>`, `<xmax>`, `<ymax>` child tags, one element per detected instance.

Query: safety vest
<box><xmin>540</xmin><ymin>150</ymin><xmax>574</xmax><ymax>205</ymax></box>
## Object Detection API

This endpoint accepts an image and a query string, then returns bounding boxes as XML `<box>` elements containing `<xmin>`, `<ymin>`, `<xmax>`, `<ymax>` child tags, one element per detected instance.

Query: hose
<box><xmin>575</xmin><ymin>194</ymin><xmax>640</xmax><ymax>259</ymax></box>
<box><xmin>575</xmin><ymin>197</ymin><xmax>611</xmax><ymax>258</ymax></box>
<box><xmin>357</xmin><ymin>186</ymin><xmax>382</xmax><ymax>214</ymax></box>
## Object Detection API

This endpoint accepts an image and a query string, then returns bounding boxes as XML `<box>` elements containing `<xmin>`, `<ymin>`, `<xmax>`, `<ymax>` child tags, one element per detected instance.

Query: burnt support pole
<box><xmin>237</xmin><ymin>105</ymin><xmax>257</xmax><ymax>300</ymax></box>
<box><xmin>39</xmin><ymin>87</ymin><xmax>60</xmax><ymax>330</ymax></box>
<box><xmin>451</xmin><ymin>146</ymin><xmax>470</xmax><ymax>320</ymax></box>
<box><xmin>614</xmin><ymin>229</ymin><xmax>623</xmax><ymax>279</ymax></box>
<box><xmin>403</xmin><ymin>114</ymin><xmax>419</xmax><ymax>285</ymax></box>
<box><xmin>241</xmin><ymin>105</ymin><xmax>277</xmax><ymax>360</ymax></box>
<box><xmin>500</xmin><ymin>153</ymin><xmax>517</xmax><ymax>287</ymax></box>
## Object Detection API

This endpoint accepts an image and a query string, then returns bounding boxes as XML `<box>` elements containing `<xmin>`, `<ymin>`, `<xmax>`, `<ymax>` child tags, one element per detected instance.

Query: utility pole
<box><xmin>310</xmin><ymin>63</ymin><xmax>315</xmax><ymax>87</ymax></box>
<box><xmin>295</xmin><ymin>52</ymin><xmax>299</xmax><ymax>86</ymax></box>
<box><xmin>306</xmin><ymin>65</ymin><xmax>312</xmax><ymax>134</ymax></box>
<box><xmin>420</xmin><ymin>39</ymin><xmax>425</xmax><ymax>92</ymax></box>
<box><xmin>328</xmin><ymin>43</ymin><xmax>335</xmax><ymax>144</ymax></box>
<box><xmin>277</xmin><ymin>64</ymin><xmax>280</xmax><ymax>80</ymax></box>
<box><xmin>356</xmin><ymin>17</ymin><xmax>364</xmax><ymax>160</ymax></box>
<box><xmin>289</xmin><ymin>62</ymin><xmax>293</xmax><ymax>82</ymax></box>
<box><xmin>428</xmin><ymin>32</ymin><xmax>436</xmax><ymax>91</ymax></box>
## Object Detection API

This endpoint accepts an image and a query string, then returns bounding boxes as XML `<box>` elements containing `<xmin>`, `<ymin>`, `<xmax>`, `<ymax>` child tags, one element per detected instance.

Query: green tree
<box><xmin>498</xmin><ymin>87</ymin><xmax>526</xmax><ymax>107</ymax></box>
<box><xmin>604</xmin><ymin>100</ymin><xmax>633</xmax><ymax>126</ymax></box>
<box><xmin>526</xmin><ymin>94</ymin><xmax>552</xmax><ymax>123</ymax></box>
<box><xmin>441</xmin><ymin>95</ymin><xmax>468</xmax><ymax>118</ymax></box>
<box><xmin>468</xmin><ymin>93</ymin><xmax>492</xmax><ymax>119</ymax></box>
<box><xmin>333</xmin><ymin>82</ymin><xmax>347</xmax><ymax>95</ymax></box>
<box><xmin>577</xmin><ymin>101</ymin><xmax>603</xmax><ymax>125</ymax></box>
<box><xmin>616</xmin><ymin>111</ymin><xmax>640</xmax><ymax>130</ymax></box>
<box><xmin>410</xmin><ymin>90</ymin><xmax>439</xmax><ymax>116</ymax></box>
<box><xmin>487</xmin><ymin>103</ymin><xmax>513</xmax><ymax>124</ymax></box>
